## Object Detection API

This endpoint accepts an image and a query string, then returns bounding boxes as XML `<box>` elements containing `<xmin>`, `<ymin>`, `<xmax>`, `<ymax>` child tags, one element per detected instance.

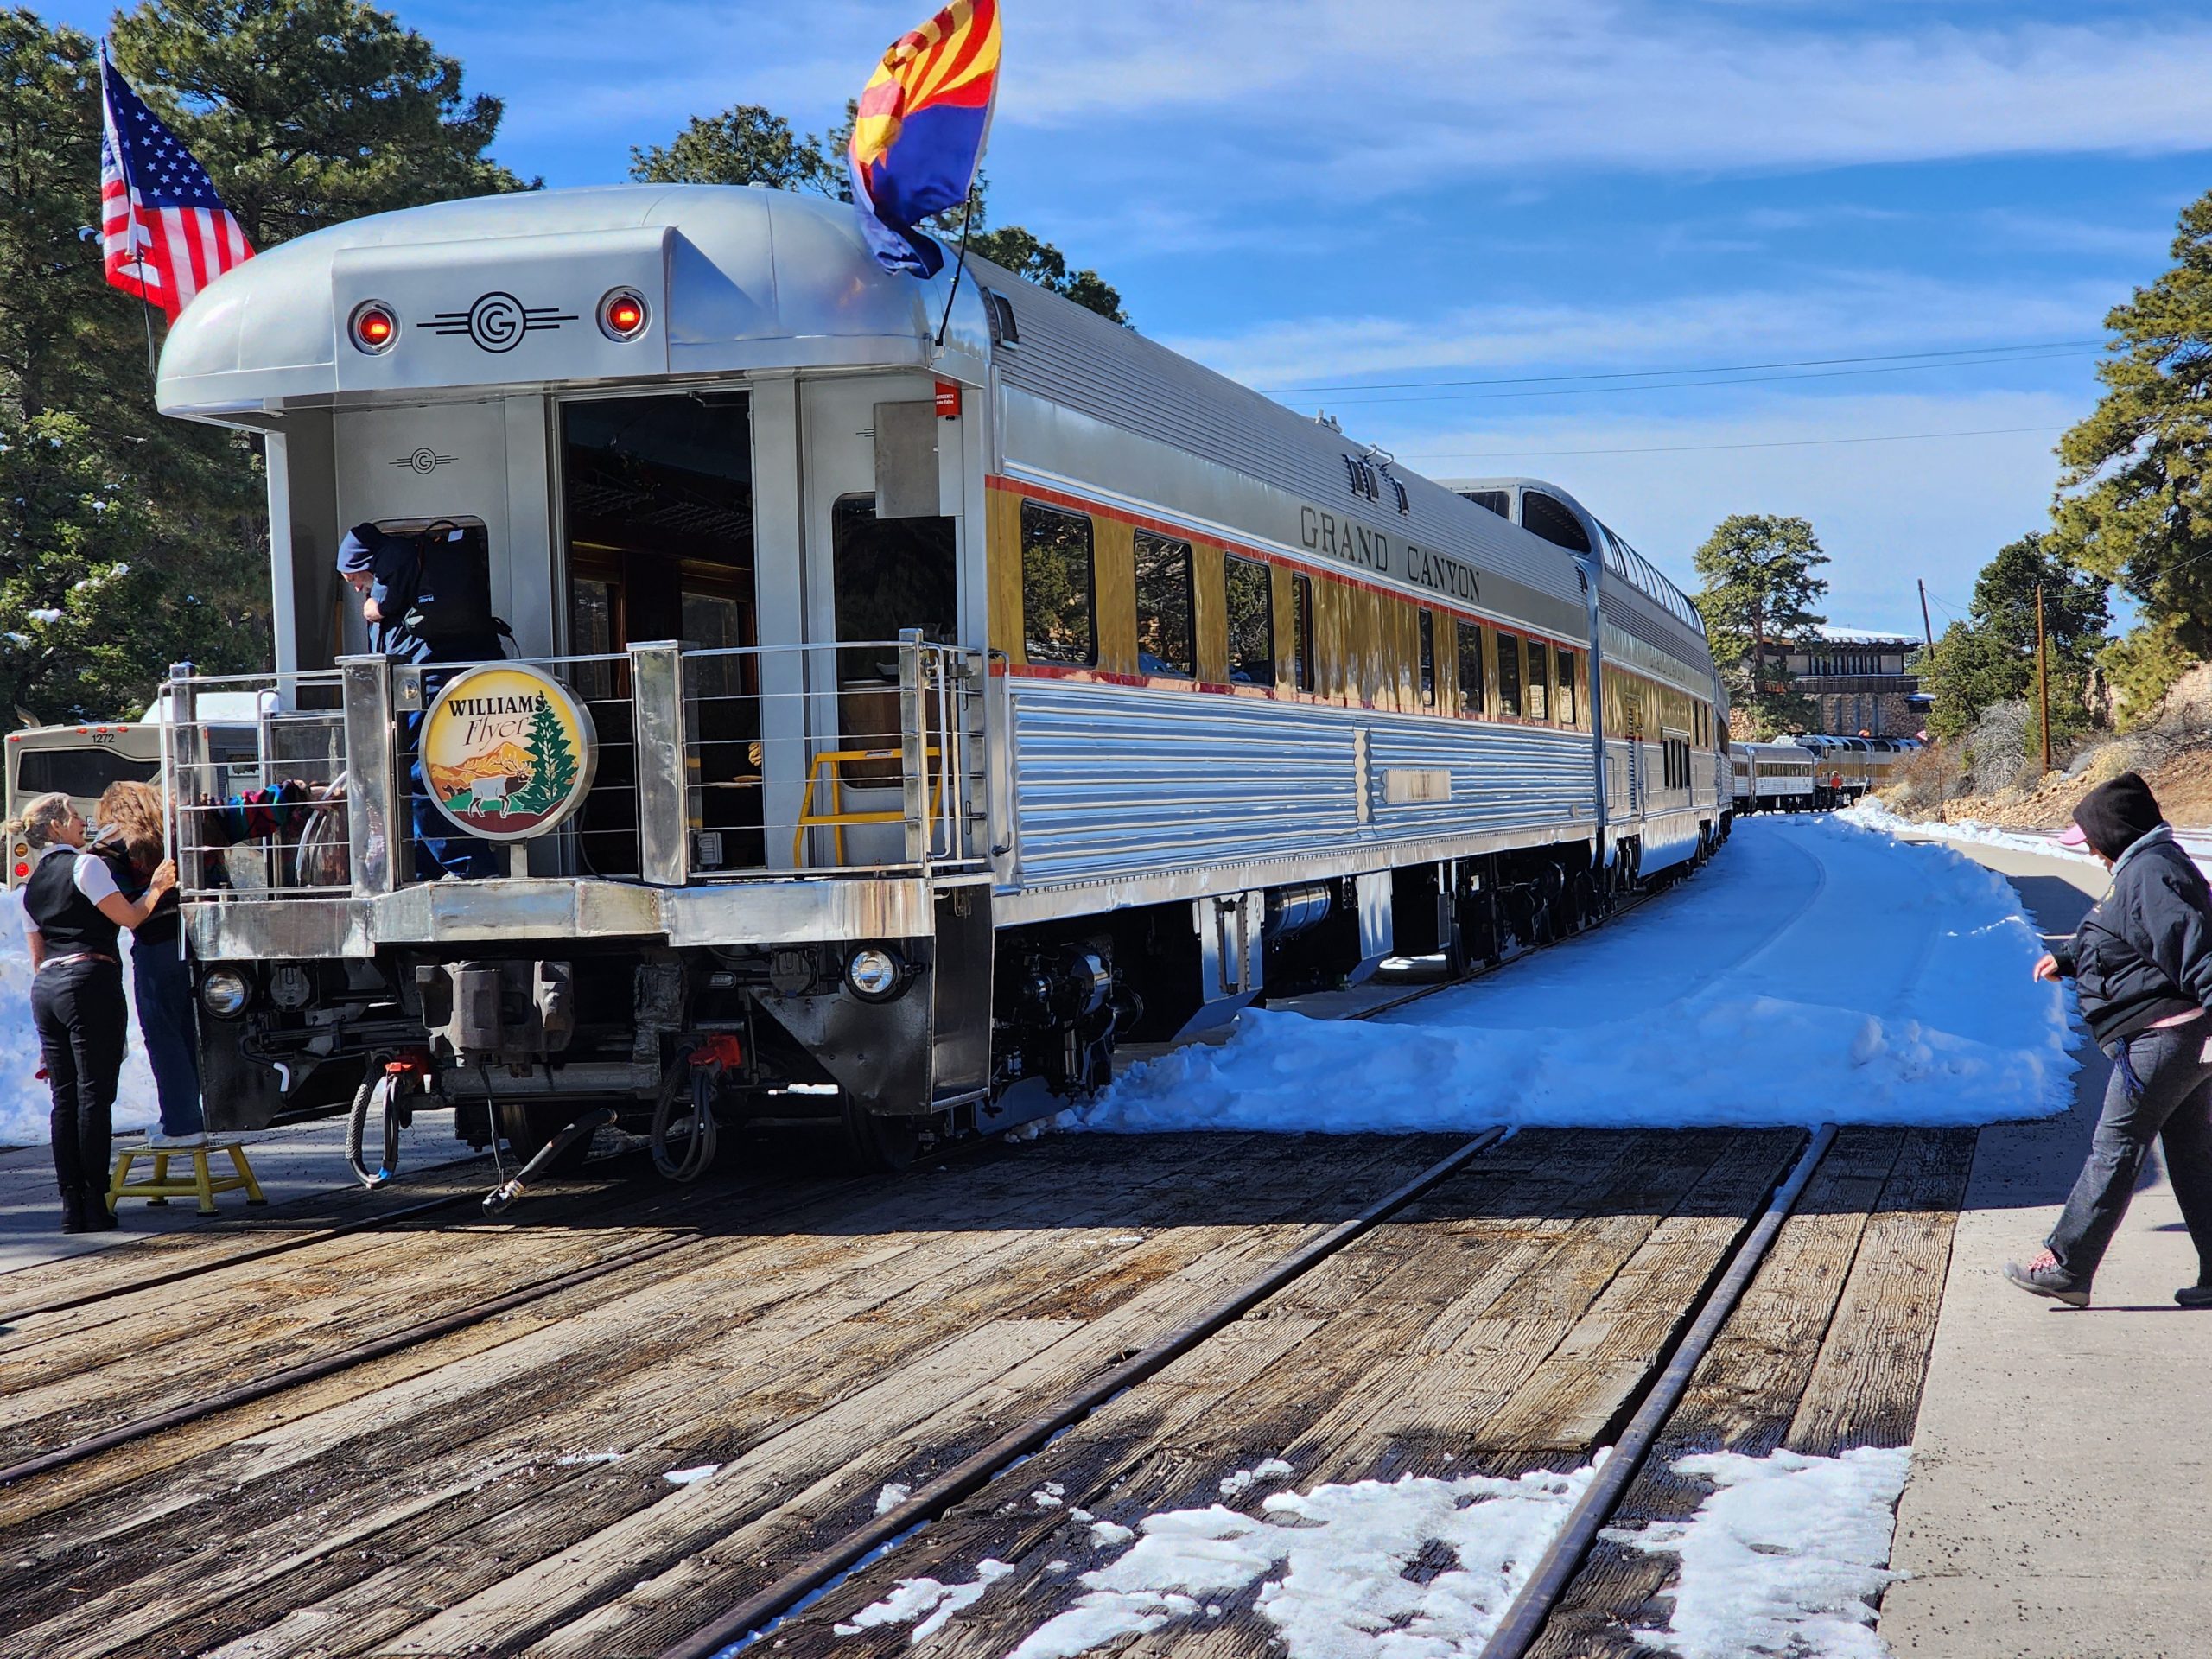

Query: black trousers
<box><xmin>33</xmin><ymin>956</ymin><xmax>127</xmax><ymax>1197</ymax></box>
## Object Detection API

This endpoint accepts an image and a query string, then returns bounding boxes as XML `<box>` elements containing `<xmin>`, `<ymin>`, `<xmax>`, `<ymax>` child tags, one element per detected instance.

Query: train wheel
<box><xmin>840</xmin><ymin>1096</ymin><xmax>929</xmax><ymax>1173</ymax></box>
<box><xmin>495</xmin><ymin>1102</ymin><xmax>597</xmax><ymax>1175</ymax></box>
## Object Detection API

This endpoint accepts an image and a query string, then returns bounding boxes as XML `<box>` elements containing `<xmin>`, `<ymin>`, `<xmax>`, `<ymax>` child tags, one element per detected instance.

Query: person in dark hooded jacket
<box><xmin>2006</xmin><ymin>772</ymin><xmax>2212</xmax><ymax>1307</ymax></box>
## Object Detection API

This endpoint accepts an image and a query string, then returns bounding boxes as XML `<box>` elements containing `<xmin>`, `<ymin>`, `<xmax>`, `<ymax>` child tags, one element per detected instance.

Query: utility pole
<box><xmin>1917</xmin><ymin>579</ymin><xmax>1934</xmax><ymax>650</ymax></box>
<box><xmin>2036</xmin><ymin>582</ymin><xmax>2053</xmax><ymax>775</ymax></box>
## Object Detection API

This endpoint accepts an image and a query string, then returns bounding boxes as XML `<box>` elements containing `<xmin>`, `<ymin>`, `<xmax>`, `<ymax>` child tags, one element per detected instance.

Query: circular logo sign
<box><xmin>420</xmin><ymin>664</ymin><xmax>597</xmax><ymax>842</ymax></box>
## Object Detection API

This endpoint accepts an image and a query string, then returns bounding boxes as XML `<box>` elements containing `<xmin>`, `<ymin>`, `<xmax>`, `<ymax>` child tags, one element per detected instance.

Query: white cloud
<box><xmin>1162</xmin><ymin>273</ymin><xmax>2116</xmax><ymax>391</ymax></box>
<box><xmin>1371</xmin><ymin>389</ymin><xmax>2081</xmax><ymax>632</ymax></box>
<box><xmin>474</xmin><ymin>1</ymin><xmax>2212</xmax><ymax>183</ymax></box>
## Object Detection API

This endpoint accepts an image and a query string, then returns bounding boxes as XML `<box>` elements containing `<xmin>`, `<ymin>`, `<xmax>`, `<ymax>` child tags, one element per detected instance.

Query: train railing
<box><xmin>158</xmin><ymin>632</ymin><xmax>987</xmax><ymax>905</ymax></box>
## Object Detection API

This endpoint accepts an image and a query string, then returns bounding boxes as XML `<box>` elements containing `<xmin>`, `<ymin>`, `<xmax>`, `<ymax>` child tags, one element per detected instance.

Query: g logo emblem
<box><xmin>467</xmin><ymin>292</ymin><xmax>525</xmax><ymax>353</ymax></box>
<box><xmin>407</xmin><ymin>448</ymin><xmax>442</xmax><ymax>474</ymax></box>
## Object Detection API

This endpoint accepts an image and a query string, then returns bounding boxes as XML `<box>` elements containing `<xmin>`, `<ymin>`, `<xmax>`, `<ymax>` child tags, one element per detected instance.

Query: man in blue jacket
<box><xmin>338</xmin><ymin>524</ymin><xmax>503</xmax><ymax>880</ymax></box>
<box><xmin>2009</xmin><ymin>772</ymin><xmax>2212</xmax><ymax>1307</ymax></box>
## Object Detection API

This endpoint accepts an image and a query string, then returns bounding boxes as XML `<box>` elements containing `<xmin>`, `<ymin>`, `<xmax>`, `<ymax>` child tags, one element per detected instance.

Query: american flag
<box><xmin>99</xmin><ymin>50</ymin><xmax>251</xmax><ymax>321</ymax></box>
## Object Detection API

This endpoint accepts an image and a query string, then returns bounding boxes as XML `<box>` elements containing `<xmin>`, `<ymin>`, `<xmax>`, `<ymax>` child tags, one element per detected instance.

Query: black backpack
<box><xmin>349</xmin><ymin>521</ymin><xmax>508</xmax><ymax>654</ymax></box>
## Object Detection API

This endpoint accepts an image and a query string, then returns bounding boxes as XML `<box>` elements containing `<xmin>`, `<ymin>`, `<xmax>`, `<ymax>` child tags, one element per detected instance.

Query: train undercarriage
<box><xmin>192</xmin><ymin>828</ymin><xmax>1718</xmax><ymax>1184</ymax></box>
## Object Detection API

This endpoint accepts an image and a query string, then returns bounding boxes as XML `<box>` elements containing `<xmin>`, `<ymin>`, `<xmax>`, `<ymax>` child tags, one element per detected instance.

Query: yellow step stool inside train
<box><xmin>107</xmin><ymin>1140</ymin><xmax>266</xmax><ymax>1217</ymax></box>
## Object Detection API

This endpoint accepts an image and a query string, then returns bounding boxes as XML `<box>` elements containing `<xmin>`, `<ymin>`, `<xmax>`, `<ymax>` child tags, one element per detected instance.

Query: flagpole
<box><xmin>102</xmin><ymin>41</ymin><xmax>161</xmax><ymax>391</ymax></box>
<box><xmin>933</xmin><ymin>187</ymin><xmax>979</xmax><ymax>350</ymax></box>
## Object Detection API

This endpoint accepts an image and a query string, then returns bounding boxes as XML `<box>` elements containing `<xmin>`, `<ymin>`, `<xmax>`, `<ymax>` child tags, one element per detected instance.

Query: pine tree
<box><xmin>2050</xmin><ymin>186</ymin><xmax>2212</xmax><ymax>708</ymax></box>
<box><xmin>1691</xmin><ymin>514</ymin><xmax>1830</xmax><ymax>738</ymax></box>
<box><xmin>514</xmin><ymin>693</ymin><xmax>578</xmax><ymax>817</ymax></box>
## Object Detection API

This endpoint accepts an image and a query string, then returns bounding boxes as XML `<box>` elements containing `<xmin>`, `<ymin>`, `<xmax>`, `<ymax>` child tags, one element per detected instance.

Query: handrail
<box><xmin>792</xmin><ymin>747</ymin><xmax>944</xmax><ymax>867</ymax></box>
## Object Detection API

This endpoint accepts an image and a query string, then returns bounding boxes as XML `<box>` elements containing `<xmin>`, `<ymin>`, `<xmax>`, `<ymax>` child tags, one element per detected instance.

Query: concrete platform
<box><xmin>0</xmin><ymin>1106</ymin><xmax>484</xmax><ymax>1278</ymax></box>
<box><xmin>1880</xmin><ymin>836</ymin><xmax>2212</xmax><ymax>1659</ymax></box>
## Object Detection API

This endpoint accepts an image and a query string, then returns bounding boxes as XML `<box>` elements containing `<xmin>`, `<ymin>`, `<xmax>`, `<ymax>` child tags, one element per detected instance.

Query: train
<box><xmin>130</xmin><ymin>183</ymin><xmax>1729</xmax><ymax>1173</ymax></box>
<box><xmin>1729</xmin><ymin>734</ymin><xmax>1921</xmax><ymax>814</ymax></box>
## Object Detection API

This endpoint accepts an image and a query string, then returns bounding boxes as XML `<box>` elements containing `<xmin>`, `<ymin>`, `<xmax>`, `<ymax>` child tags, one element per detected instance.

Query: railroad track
<box><xmin>0</xmin><ymin>875</ymin><xmax>1664</xmax><ymax>1335</ymax></box>
<box><xmin>0</xmin><ymin>870</ymin><xmax>1909</xmax><ymax>1659</ymax></box>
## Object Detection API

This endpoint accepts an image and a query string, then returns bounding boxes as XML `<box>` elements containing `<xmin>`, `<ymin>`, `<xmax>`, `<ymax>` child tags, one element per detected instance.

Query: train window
<box><xmin>1458</xmin><ymin>488</ymin><xmax>1510</xmax><ymax>518</ymax></box>
<box><xmin>1520</xmin><ymin>491</ymin><xmax>1592</xmax><ymax>555</ymax></box>
<box><xmin>1496</xmin><ymin>631</ymin><xmax>1522</xmax><ymax>717</ymax></box>
<box><xmin>1525</xmin><ymin>639</ymin><xmax>1549</xmax><ymax>723</ymax></box>
<box><xmin>1225</xmin><ymin>555</ymin><xmax>1274</xmax><ymax>685</ymax></box>
<box><xmin>1557</xmin><ymin>648</ymin><xmax>1577</xmax><ymax>727</ymax></box>
<box><xmin>1456</xmin><ymin>620</ymin><xmax>1485</xmax><ymax>715</ymax></box>
<box><xmin>1291</xmin><ymin>573</ymin><xmax>1316</xmax><ymax>692</ymax></box>
<box><xmin>1418</xmin><ymin>611</ymin><xmax>1437</xmax><ymax>708</ymax></box>
<box><xmin>1133</xmin><ymin>531</ymin><xmax>1195</xmax><ymax>678</ymax></box>
<box><xmin>1020</xmin><ymin>501</ymin><xmax>1096</xmax><ymax>665</ymax></box>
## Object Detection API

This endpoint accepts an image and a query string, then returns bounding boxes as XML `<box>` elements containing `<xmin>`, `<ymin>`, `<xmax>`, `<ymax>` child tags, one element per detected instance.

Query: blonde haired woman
<box><xmin>6</xmin><ymin>792</ymin><xmax>175</xmax><ymax>1232</ymax></box>
<box><xmin>95</xmin><ymin>781</ymin><xmax>201</xmax><ymax>1147</ymax></box>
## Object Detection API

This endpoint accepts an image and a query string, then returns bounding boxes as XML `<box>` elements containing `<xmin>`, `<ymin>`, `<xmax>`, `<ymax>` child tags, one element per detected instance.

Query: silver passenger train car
<box><xmin>151</xmin><ymin>185</ymin><xmax>1728</xmax><ymax>1167</ymax></box>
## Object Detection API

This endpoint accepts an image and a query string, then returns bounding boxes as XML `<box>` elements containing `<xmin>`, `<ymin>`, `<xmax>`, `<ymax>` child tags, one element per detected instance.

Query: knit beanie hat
<box><xmin>2070</xmin><ymin>772</ymin><xmax>2164</xmax><ymax>861</ymax></box>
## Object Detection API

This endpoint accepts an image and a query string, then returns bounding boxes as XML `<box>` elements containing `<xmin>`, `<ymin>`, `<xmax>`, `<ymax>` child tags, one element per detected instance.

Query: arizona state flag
<box><xmin>848</xmin><ymin>0</ymin><xmax>1001</xmax><ymax>276</ymax></box>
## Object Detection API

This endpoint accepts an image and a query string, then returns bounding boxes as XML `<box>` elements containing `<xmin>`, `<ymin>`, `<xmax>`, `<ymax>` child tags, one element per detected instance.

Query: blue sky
<box><xmin>66</xmin><ymin>0</ymin><xmax>2212</xmax><ymax>634</ymax></box>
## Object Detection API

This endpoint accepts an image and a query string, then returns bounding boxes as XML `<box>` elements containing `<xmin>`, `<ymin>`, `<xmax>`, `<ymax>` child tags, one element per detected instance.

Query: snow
<box><xmin>1616</xmin><ymin>1446</ymin><xmax>1913</xmax><ymax>1659</ymax></box>
<box><xmin>663</xmin><ymin>1464</ymin><xmax>720</xmax><ymax>1486</ymax></box>
<box><xmin>1838</xmin><ymin>800</ymin><xmax>2099</xmax><ymax>867</ymax></box>
<box><xmin>844</xmin><ymin>1464</ymin><xmax>1599</xmax><ymax>1658</ymax></box>
<box><xmin>875</xmin><ymin>1482</ymin><xmax>913</xmax><ymax>1516</ymax></box>
<box><xmin>0</xmin><ymin>892</ymin><xmax>160</xmax><ymax>1149</ymax></box>
<box><xmin>832</xmin><ymin>1559</ymin><xmax>1014</xmax><ymax>1642</ymax></box>
<box><xmin>1218</xmin><ymin>1458</ymin><xmax>1294</xmax><ymax>1497</ymax></box>
<box><xmin>1084</xmin><ymin>816</ymin><xmax>2071</xmax><ymax>1137</ymax></box>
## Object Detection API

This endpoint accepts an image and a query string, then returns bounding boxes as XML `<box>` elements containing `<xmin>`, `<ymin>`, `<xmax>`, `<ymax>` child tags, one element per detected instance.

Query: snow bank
<box><xmin>839</xmin><ymin>1461</ymin><xmax>1600</xmax><ymax>1658</ymax></box>
<box><xmin>1085</xmin><ymin>816</ymin><xmax>2071</xmax><ymax>1135</ymax></box>
<box><xmin>1838</xmin><ymin>800</ymin><xmax>2098</xmax><ymax>867</ymax></box>
<box><xmin>1618</xmin><ymin>1446</ymin><xmax>1912</xmax><ymax>1659</ymax></box>
<box><xmin>0</xmin><ymin>890</ymin><xmax>158</xmax><ymax>1148</ymax></box>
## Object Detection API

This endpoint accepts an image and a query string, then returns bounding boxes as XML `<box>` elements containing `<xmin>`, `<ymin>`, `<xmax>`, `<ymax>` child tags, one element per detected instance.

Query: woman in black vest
<box><xmin>6</xmin><ymin>792</ymin><xmax>176</xmax><ymax>1232</ymax></box>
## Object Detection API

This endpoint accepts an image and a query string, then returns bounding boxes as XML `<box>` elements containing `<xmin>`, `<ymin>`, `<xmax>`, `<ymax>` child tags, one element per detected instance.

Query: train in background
<box><xmin>124</xmin><ymin>183</ymin><xmax>1731</xmax><ymax>1177</ymax></box>
<box><xmin>1731</xmin><ymin>734</ymin><xmax>1922</xmax><ymax>814</ymax></box>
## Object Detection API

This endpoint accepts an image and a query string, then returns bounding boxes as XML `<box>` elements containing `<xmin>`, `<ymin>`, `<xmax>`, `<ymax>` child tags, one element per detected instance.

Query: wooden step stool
<box><xmin>108</xmin><ymin>1141</ymin><xmax>266</xmax><ymax>1217</ymax></box>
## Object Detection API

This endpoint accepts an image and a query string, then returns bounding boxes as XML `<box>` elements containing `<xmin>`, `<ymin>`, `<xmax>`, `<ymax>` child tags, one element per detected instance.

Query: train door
<box><xmin>794</xmin><ymin>377</ymin><xmax>961</xmax><ymax>868</ymax></box>
<box><xmin>556</xmin><ymin>391</ymin><xmax>761</xmax><ymax>875</ymax></box>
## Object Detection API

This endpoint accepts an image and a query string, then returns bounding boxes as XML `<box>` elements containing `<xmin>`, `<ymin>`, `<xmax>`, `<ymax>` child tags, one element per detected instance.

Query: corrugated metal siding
<box><xmin>1006</xmin><ymin>677</ymin><xmax>1598</xmax><ymax>888</ymax></box>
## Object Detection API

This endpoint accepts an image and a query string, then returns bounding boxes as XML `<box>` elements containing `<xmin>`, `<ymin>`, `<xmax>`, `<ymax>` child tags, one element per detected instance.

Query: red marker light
<box><xmin>350</xmin><ymin>301</ymin><xmax>398</xmax><ymax>354</ymax></box>
<box><xmin>12</xmin><ymin>864</ymin><xmax>27</xmax><ymax>880</ymax></box>
<box><xmin>598</xmin><ymin>288</ymin><xmax>649</xmax><ymax>341</ymax></box>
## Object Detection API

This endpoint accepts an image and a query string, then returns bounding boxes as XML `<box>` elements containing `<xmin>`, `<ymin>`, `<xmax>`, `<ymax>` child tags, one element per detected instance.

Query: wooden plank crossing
<box><xmin>760</xmin><ymin>1127</ymin><xmax>1807</xmax><ymax>1659</ymax></box>
<box><xmin>1522</xmin><ymin>1125</ymin><xmax>1978</xmax><ymax>1659</ymax></box>
<box><xmin>0</xmin><ymin>1122</ymin><xmax>1974</xmax><ymax>1659</ymax></box>
<box><xmin>0</xmin><ymin>1131</ymin><xmax>1459</xmax><ymax>1659</ymax></box>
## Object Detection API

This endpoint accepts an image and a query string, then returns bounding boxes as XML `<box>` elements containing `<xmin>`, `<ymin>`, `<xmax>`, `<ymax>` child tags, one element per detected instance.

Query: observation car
<box><xmin>1734</xmin><ymin>741</ymin><xmax>1818</xmax><ymax>812</ymax></box>
<box><xmin>148</xmin><ymin>185</ymin><xmax>1728</xmax><ymax>1170</ymax></box>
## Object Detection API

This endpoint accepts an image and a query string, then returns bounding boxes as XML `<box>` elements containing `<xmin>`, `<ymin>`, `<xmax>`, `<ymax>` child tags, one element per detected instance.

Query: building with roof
<box><xmin>1765</xmin><ymin>626</ymin><xmax>1930</xmax><ymax>737</ymax></box>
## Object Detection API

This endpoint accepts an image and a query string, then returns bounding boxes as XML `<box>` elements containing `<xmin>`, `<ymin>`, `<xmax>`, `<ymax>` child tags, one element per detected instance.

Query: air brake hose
<box><xmin>652</xmin><ymin>1034</ymin><xmax>741</xmax><ymax>1183</ymax></box>
<box><xmin>344</xmin><ymin>1073</ymin><xmax>403</xmax><ymax>1188</ymax></box>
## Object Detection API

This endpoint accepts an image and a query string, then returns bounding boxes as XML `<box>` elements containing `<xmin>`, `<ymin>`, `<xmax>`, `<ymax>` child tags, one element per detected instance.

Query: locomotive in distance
<box><xmin>132</xmin><ymin>183</ymin><xmax>1731</xmax><ymax>1174</ymax></box>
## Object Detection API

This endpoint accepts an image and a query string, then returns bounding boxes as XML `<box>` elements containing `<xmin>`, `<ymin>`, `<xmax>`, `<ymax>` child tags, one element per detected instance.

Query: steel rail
<box><xmin>0</xmin><ymin>1182</ymin><xmax>484</xmax><ymax>1325</ymax></box>
<box><xmin>0</xmin><ymin>1223</ymin><xmax>706</xmax><ymax>1489</ymax></box>
<box><xmin>656</xmin><ymin>1125</ymin><xmax>1510</xmax><ymax>1659</ymax></box>
<box><xmin>1473</xmin><ymin>1121</ymin><xmax>1841</xmax><ymax>1659</ymax></box>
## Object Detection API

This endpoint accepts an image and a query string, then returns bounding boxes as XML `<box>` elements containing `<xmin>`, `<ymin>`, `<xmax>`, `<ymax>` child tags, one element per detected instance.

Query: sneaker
<box><xmin>148</xmin><ymin>1130</ymin><xmax>207</xmax><ymax>1149</ymax></box>
<box><xmin>2177</xmin><ymin>1284</ymin><xmax>2212</xmax><ymax>1308</ymax></box>
<box><xmin>2005</xmin><ymin>1259</ymin><xmax>2089</xmax><ymax>1306</ymax></box>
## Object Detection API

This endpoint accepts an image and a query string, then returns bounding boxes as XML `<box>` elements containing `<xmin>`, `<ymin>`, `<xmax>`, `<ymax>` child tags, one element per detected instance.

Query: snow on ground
<box><xmin>835</xmin><ymin>1461</ymin><xmax>1601</xmax><ymax>1658</ymax></box>
<box><xmin>1085</xmin><ymin>815</ymin><xmax>2073</xmax><ymax>1136</ymax></box>
<box><xmin>1614</xmin><ymin>1446</ymin><xmax>1913</xmax><ymax>1659</ymax></box>
<box><xmin>0</xmin><ymin>891</ymin><xmax>158</xmax><ymax>1148</ymax></box>
<box><xmin>1837</xmin><ymin>800</ymin><xmax>2100</xmax><ymax>867</ymax></box>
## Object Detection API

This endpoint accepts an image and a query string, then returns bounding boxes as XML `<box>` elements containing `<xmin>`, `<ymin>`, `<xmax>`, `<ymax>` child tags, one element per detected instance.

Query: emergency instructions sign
<box><xmin>420</xmin><ymin>663</ymin><xmax>597</xmax><ymax>841</ymax></box>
